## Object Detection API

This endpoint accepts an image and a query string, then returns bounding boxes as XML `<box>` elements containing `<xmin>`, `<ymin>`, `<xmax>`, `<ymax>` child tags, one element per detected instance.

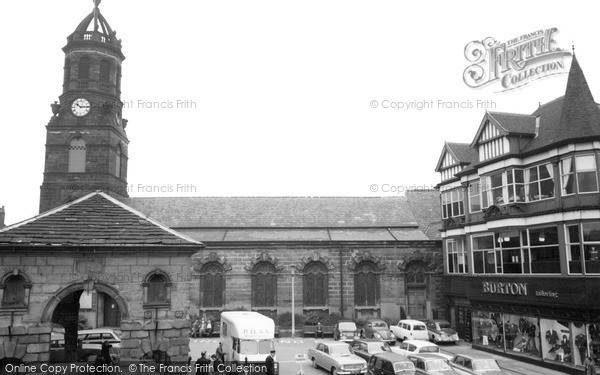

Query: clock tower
<box><xmin>40</xmin><ymin>0</ymin><xmax>129</xmax><ymax>213</ymax></box>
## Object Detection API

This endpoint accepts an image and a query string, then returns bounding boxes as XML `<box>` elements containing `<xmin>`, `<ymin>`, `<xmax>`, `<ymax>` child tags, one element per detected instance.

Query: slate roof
<box><xmin>0</xmin><ymin>192</ymin><xmax>202</xmax><ymax>247</ymax></box>
<box><xmin>405</xmin><ymin>190</ymin><xmax>442</xmax><ymax>240</ymax></box>
<box><xmin>122</xmin><ymin>196</ymin><xmax>420</xmax><ymax>229</ymax></box>
<box><xmin>446</xmin><ymin>142</ymin><xmax>478</xmax><ymax>165</ymax></box>
<box><xmin>522</xmin><ymin>56</ymin><xmax>600</xmax><ymax>153</ymax></box>
<box><xmin>486</xmin><ymin>112</ymin><xmax>537</xmax><ymax>135</ymax></box>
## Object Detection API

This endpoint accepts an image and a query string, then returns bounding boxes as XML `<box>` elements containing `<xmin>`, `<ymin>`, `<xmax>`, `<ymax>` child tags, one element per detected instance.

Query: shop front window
<box><xmin>583</xmin><ymin>222</ymin><xmax>600</xmax><ymax>274</ymax></box>
<box><xmin>525</xmin><ymin>227</ymin><xmax>560</xmax><ymax>274</ymax></box>
<box><xmin>497</xmin><ymin>232</ymin><xmax>523</xmax><ymax>274</ymax></box>
<box><xmin>447</xmin><ymin>238</ymin><xmax>467</xmax><ymax>274</ymax></box>
<box><xmin>472</xmin><ymin>235</ymin><xmax>498</xmax><ymax>274</ymax></box>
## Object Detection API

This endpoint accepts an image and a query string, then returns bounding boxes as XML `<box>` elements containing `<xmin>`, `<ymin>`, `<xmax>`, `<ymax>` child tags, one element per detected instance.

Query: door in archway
<box><xmin>407</xmin><ymin>289</ymin><xmax>426</xmax><ymax>319</ymax></box>
<box><xmin>103</xmin><ymin>293</ymin><xmax>121</xmax><ymax>327</ymax></box>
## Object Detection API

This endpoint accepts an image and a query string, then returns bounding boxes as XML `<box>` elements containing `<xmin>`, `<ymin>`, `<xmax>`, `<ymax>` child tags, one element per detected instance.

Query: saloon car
<box><xmin>362</xmin><ymin>320</ymin><xmax>397</xmax><ymax>345</ymax></box>
<box><xmin>50</xmin><ymin>331</ymin><xmax>120</xmax><ymax>363</ymax></box>
<box><xmin>367</xmin><ymin>352</ymin><xmax>416</xmax><ymax>375</ymax></box>
<box><xmin>426</xmin><ymin>321</ymin><xmax>459</xmax><ymax>344</ymax></box>
<box><xmin>308</xmin><ymin>341</ymin><xmax>367</xmax><ymax>375</ymax></box>
<box><xmin>78</xmin><ymin>328</ymin><xmax>122</xmax><ymax>348</ymax></box>
<box><xmin>448</xmin><ymin>353</ymin><xmax>511</xmax><ymax>375</ymax></box>
<box><xmin>351</xmin><ymin>339</ymin><xmax>392</xmax><ymax>361</ymax></box>
<box><xmin>408</xmin><ymin>354</ymin><xmax>458</xmax><ymax>375</ymax></box>
<box><xmin>335</xmin><ymin>321</ymin><xmax>361</xmax><ymax>343</ymax></box>
<box><xmin>394</xmin><ymin>340</ymin><xmax>453</xmax><ymax>361</ymax></box>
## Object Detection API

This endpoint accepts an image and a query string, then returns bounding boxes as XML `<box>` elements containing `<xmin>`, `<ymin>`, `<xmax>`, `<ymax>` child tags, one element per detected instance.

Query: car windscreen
<box><xmin>240</xmin><ymin>340</ymin><xmax>273</xmax><ymax>355</ymax></box>
<box><xmin>413</xmin><ymin>325</ymin><xmax>426</xmax><ymax>331</ymax></box>
<box><xmin>373</xmin><ymin>322</ymin><xmax>387</xmax><ymax>328</ymax></box>
<box><xmin>419</xmin><ymin>346</ymin><xmax>440</xmax><ymax>353</ymax></box>
<box><xmin>330</xmin><ymin>345</ymin><xmax>352</xmax><ymax>356</ymax></box>
<box><xmin>425</xmin><ymin>360</ymin><xmax>451</xmax><ymax>371</ymax></box>
<box><xmin>394</xmin><ymin>362</ymin><xmax>415</xmax><ymax>371</ymax></box>
<box><xmin>472</xmin><ymin>359</ymin><xmax>501</xmax><ymax>371</ymax></box>
<box><xmin>367</xmin><ymin>343</ymin><xmax>387</xmax><ymax>353</ymax></box>
<box><xmin>338</xmin><ymin>322</ymin><xmax>356</xmax><ymax>331</ymax></box>
<box><xmin>258</xmin><ymin>340</ymin><xmax>274</xmax><ymax>355</ymax></box>
<box><xmin>438</xmin><ymin>322</ymin><xmax>451</xmax><ymax>329</ymax></box>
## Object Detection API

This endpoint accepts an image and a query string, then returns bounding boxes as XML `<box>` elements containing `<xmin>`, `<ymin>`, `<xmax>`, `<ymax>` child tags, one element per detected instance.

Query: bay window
<box><xmin>469</xmin><ymin>181</ymin><xmax>481</xmax><ymax>212</ymax></box>
<box><xmin>561</xmin><ymin>154</ymin><xmax>599</xmax><ymax>195</ymax></box>
<box><xmin>441</xmin><ymin>188</ymin><xmax>464</xmax><ymax>218</ymax></box>
<box><xmin>525</xmin><ymin>164</ymin><xmax>554</xmax><ymax>201</ymax></box>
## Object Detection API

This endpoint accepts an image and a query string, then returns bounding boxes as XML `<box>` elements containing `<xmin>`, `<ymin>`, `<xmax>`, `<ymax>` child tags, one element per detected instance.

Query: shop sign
<box><xmin>482</xmin><ymin>281</ymin><xmax>527</xmax><ymax>296</ymax></box>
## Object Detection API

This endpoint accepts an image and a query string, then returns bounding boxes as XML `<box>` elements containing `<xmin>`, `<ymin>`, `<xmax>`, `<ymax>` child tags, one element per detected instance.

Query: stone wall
<box><xmin>119</xmin><ymin>320</ymin><xmax>190</xmax><ymax>362</ymax></box>
<box><xmin>0</xmin><ymin>324</ymin><xmax>51</xmax><ymax>363</ymax></box>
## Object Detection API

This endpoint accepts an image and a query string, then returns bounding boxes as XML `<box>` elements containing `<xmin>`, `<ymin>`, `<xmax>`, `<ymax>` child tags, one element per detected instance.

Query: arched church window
<box><xmin>143</xmin><ymin>270</ymin><xmax>172</xmax><ymax>307</ymax></box>
<box><xmin>201</xmin><ymin>263</ymin><xmax>224</xmax><ymax>308</ymax></box>
<box><xmin>64</xmin><ymin>59</ymin><xmax>71</xmax><ymax>85</ymax></box>
<box><xmin>252</xmin><ymin>262</ymin><xmax>277</xmax><ymax>308</ymax></box>
<box><xmin>100</xmin><ymin>60</ymin><xmax>110</xmax><ymax>83</ymax></box>
<box><xmin>354</xmin><ymin>261</ymin><xmax>380</xmax><ymax>307</ymax></box>
<box><xmin>0</xmin><ymin>271</ymin><xmax>32</xmax><ymax>310</ymax></box>
<box><xmin>116</xmin><ymin>66</ymin><xmax>122</xmax><ymax>92</ymax></box>
<box><xmin>2</xmin><ymin>275</ymin><xmax>26</xmax><ymax>307</ymax></box>
<box><xmin>115</xmin><ymin>145</ymin><xmax>122</xmax><ymax>178</ymax></box>
<box><xmin>78</xmin><ymin>57</ymin><xmax>90</xmax><ymax>80</ymax></box>
<box><xmin>68</xmin><ymin>138</ymin><xmax>86</xmax><ymax>173</ymax></box>
<box><xmin>303</xmin><ymin>262</ymin><xmax>328</xmax><ymax>307</ymax></box>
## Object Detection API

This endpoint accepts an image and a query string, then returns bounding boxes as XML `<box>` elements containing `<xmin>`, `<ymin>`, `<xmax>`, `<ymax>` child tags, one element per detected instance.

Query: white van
<box><xmin>220</xmin><ymin>311</ymin><xmax>277</xmax><ymax>369</ymax></box>
<box><xmin>390</xmin><ymin>319</ymin><xmax>429</xmax><ymax>341</ymax></box>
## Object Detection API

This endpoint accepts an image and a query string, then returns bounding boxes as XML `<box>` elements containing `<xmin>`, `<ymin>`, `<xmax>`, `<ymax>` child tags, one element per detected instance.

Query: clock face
<box><xmin>71</xmin><ymin>98</ymin><xmax>90</xmax><ymax>117</ymax></box>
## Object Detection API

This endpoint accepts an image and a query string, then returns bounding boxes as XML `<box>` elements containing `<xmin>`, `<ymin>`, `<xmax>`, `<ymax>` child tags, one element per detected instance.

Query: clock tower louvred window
<box><xmin>68</xmin><ymin>138</ymin><xmax>86</xmax><ymax>173</ymax></box>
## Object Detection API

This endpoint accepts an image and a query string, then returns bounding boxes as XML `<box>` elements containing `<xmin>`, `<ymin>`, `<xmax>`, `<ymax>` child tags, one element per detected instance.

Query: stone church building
<box><xmin>0</xmin><ymin>1</ymin><xmax>442</xmax><ymax>365</ymax></box>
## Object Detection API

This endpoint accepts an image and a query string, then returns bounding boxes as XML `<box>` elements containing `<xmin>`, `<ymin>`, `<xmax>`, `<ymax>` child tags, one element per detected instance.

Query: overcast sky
<box><xmin>1</xmin><ymin>0</ymin><xmax>600</xmax><ymax>225</ymax></box>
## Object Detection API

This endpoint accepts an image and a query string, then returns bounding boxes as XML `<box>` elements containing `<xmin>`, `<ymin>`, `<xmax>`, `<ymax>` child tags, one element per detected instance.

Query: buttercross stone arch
<box><xmin>294</xmin><ymin>251</ymin><xmax>335</xmax><ymax>273</ymax></box>
<box><xmin>244</xmin><ymin>251</ymin><xmax>284</xmax><ymax>273</ymax></box>
<box><xmin>192</xmin><ymin>251</ymin><xmax>232</xmax><ymax>273</ymax></box>
<box><xmin>40</xmin><ymin>281</ymin><xmax>129</xmax><ymax>323</ymax></box>
<box><xmin>397</xmin><ymin>250</ymin><xmax>443</xmax><ymax>273</ymax></box>
<box><xmin>347</xmin><ymin>251</ymin><xmax>387</xmax><ymax>272</ymax></box>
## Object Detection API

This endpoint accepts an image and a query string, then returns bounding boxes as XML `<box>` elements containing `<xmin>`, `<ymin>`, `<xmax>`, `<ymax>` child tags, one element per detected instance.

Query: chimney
<box><xmin>535</xmin><ymin>116</ymin><xmax>541</xmax><ymax>137</ymax></box>
<box><xmin>0</xmin><ymin>206</ymin><xmax>5</xmax><ymax>228</ymax></box>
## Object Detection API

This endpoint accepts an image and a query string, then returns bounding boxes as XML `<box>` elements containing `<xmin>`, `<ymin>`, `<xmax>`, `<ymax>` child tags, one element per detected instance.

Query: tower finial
<box><xmin>93</xmin><ymin>0</ymin><xmax>101</xmax><ymax>32</ymax></box>
<box><xmin>572</xmin><ymin>43</ymin><xmax>575</xmax><ymax>55</ymax></box>
<box><xmin>94</xmin><ymin>0</ymin><xmax>101</xmax><ymax>7</ymax></box>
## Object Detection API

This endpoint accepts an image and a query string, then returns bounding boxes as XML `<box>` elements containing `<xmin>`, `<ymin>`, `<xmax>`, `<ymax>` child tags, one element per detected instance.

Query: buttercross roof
<box><xmin>0</xmin><ymin>192</ymin><xmax>202</xmax><ymax>247</ymax></box>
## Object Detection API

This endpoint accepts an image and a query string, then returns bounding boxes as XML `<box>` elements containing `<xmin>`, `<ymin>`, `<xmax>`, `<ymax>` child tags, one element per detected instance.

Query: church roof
<box><xmin>0</xmin><ymin>192</ymin><xmax>202</xmax><ymax>247</ymax></box>
<box><xmin>122</xmin><ymin>196</ymin><xmax>419</xmax><ymax>229</ymax></box>
<box><xmin>121</xmin><ymin>195</ymin><xmax>440</xmax><ymax>243</ymax></box>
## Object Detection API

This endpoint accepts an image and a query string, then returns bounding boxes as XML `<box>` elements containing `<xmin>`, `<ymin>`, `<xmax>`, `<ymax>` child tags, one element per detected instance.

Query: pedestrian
<box><xmin>265</xmin><ymin>350</ymin><xmax>276</xmax><ymax>375</ymax></box>
<box><xmin>206</xmin><ymin>319</ymin><xmax>213</xmax><ymax>337</ymax></box>
<box><xmin>101</xmin><ymin>341</ymin><xmax>113</xmax><ymax>366</ymax></box>
<box><xmin>195</xmin><ymin>351</ymin><xmax>211</xmax><ymax>375</ymax></box>
<box><xmin>585</xmin><ymin>356</ymin><xmax>597</xmax><ymax>375</ymax></box>
<box><xmin>192</xmin><ymin>319</ymin><xmax>200</xmax><ymax>338</ymax></box>
<box><xmin>316</xmin><ymin>321</ymin><xmax>323</xmax><ymax>339</ymax></box>
<box><xmin>201</xmin><ymin>317</ymin><xmax>207</xmax><ymax>337</ymax></box>
<box><xmin>210</xmin><ymin>354</ymin><xmax>222</xmax><ymax>375</ymax></box>
<box><xmin>216</xmin><ymin>341</ymin><xmax>226</xmax><ymax>363</ymax></box>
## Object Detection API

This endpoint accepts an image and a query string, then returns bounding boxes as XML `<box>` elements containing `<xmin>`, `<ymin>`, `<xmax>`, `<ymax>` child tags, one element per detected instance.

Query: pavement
<box><xmin>189</xmin><ymin>337</ymin><xmax>573</xmax><ymax>375</ymax></box>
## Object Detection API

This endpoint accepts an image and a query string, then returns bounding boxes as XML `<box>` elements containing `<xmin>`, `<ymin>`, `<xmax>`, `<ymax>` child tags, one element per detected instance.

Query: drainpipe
<box><xmin>339</xmin><ymin>246</ymin><xmax>344</xmax><ymax>318</ymax></box>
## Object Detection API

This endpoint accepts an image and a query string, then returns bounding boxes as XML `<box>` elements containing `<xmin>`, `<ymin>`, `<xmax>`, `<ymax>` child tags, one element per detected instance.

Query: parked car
<box><xmin>426</xmin><ymin>321</ymin><xmax>459</xmax><ymax>344</ymax></box>
<box><xmin>308</xmin><ymin>340</ymin><xmax>367</xmax><ymax>375</ymax></box>
<box><xmin>367</xmin><ymin>352</ymin><xmax>416</xmax><ymax>375</ymax></box>
<box><xmin>50</xmin><ymin>331</ymin><xmax>120</xmax><ymax>363</ymax></box>
<box><xmin>362</xmin><ymin>319</ymin><xmax>397</xmax><ymax>345</ymax></box>
<box><xmin>448</xmin><ymin>353</ymin><xmax>511</xmax><ymax>375</ymax></box>
<box><xmin>78</xmin><ymin>328</ymin><xmax>122</xmax><ymax>348</ymax></box>
<box><xmin>394</xmin><ymin>340</ymin><xmax>453</xmax><ymax>360</ymax></box>
<box><xmin>390</xmin><ymin>320</ymin><xmax>429</xmax><ymax>341</ymax></box>
<box><xmin>408</xmin><ymin>354</ymin><xmax>458</xmax><ymax>375</ymax></box>
<box><xmin>334</xmin><ymin>321</ymin><xmax>361</xmax><ymax>343</ymax></box>
<box><xmin>351</xmin><ymin>339</ymin><xmax>392</xmax><ymax>361</ymax></box>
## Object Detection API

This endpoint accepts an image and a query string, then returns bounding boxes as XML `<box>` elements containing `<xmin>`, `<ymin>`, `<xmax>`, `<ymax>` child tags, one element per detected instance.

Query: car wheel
<box><xmin>331</xmin><ymin>367</ymin><xmax>338</xmax><ymax>375</ymax></box>
<box><xmin>312</xmin><ymin>358</ymin><xmax>318</xmax><ymax>369</ymax></box>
